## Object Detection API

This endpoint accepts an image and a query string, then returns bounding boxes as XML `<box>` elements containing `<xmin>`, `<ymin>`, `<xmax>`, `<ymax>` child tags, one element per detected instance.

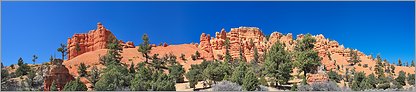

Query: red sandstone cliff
<box><xmin>66</xmin><ymin>22</ymin><xmax>135</xmax><ymax>60</ymax></box>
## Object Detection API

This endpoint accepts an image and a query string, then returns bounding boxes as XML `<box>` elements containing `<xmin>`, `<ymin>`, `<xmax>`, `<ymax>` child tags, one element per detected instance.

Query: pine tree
<box><xmin>367</xmin><ymin>73</ymin><xmax>377</xmax><ymax>88</ymax></box>
<box><xmin>16</xmin><ymin>57</ymin><xmax>30</xmax><ymax>76</ymax></box>
<box><xmin>129</xmin><ymin>62</ymin><xmax>135</xmax><ymax>74</ymax></box>
<box><xmin>328</xmin><ymin>70</ymin><xmax>341</xmax><ymax>83</ymax></box>
<box><xmin>78</xmin><ymin>63</ymin><xmax>87</xmax><ymax>77</ymax></box>
<box><xmin>250</xmin><ymin>39</ymin><xmax>259</xmax><ymax>63</ymax></box>
<box><xmin>168</xmin><ymin>64</ymin><xmax>185</xmax><ymax>83</ymax></box>
<box><xmin>63</xmin><ymin>77</ymin><xmax>87</xmax><ymax>91</ymax></box>
<box><xmin>293</xmin><ymin>34</ymin><xmax>321</xmax><ymax>84</ymax></box>
<box><xmin>242</xmin><ymin>69</ymin><xmax>259</xmax><ymax>91</ymax></box>
<box><xmin>374</xmin><ymin>54</ymin><xmax>385</xmax><ymax>78</ymax></box>
<box><xmin>224</xmin><ymin>37</ymin><xmax>232</xmax><ymax>63</ymax></box>
<box><xmin>95</xmin><ymin>36</ymin><xmax>129</xmax><ymax>91</ymax></box>
<box><xmin>130</xmin><ymin>62</ymin><xmax>152</xmax><ymax>91</ymax></box>
<box><xmin>264</xmin><ymin>41</ymin><xmax>292</xmax><ymax>86</ymax></box>
<box><xmin>99</xmin><ymin>35</ymin><xmax>123</xmax><ymax>66</ymax></box>
<box><xmin>185</xmin><ymin>68</ymin><xmax>199</xmax><ymax>90</ymax></box>
<box><xmin>32</xmin><ymin>55</ymin><xmax>38</xmax><ymax>65</ymax></box>
<box><xmin>138</xmin><ymin>34</ymin><xmax>152</xmax><ymax>63</ymax></box>
<box><xmin>238</xmin><ymin>47</ymin><xmax>246</xmax><ymax>63</ymax></box>
<box><xmin>395</xmin><ymin>71</ymin><xmax>406</xmax><ymax>86</ymax></box>
<box><xmin>57</xmin><ymin>43</ymin><xmax>68</xmax><ymax>60</ymax></box>
<box><xmin>180</xmin><ymin>53</ymin><xmax>186</xmax><ymax>61</ymax></box>
<box><xmin>231</xmin><ymin>62</ymin><xmax>247</xmax><ymax>85</ymax></box>
<box><xmin>407</xmin><ymin>73</ymin><xmax>415</xmax><ymax>85</ymax></box>
<box><xmin>347</xmin><ymin>49</ymin><xmax>361</xmax><ymax>65</ymax></box>
<box><xmin>87</xmin><ymin>66</ymin><xmax>100</xmax><ymax>89</ymax></box>
<box><xmin>75</xmin><ymin>42</ymin><xmax>81</xmax><ymax>54</ymax></box>
<box><xmin>397</xmin><ymin>59</ymin><xmax>402</xmax><ymax>66</ymax></box>
<box><xmin>351</xmin><ymin>72</ymin><xmax>367</xmax><ymax>91</ymax></box>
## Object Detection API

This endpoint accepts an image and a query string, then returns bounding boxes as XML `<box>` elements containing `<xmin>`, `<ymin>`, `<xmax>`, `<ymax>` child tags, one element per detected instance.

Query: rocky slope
<box><xmin>60</xmin><ymin>23</ymin><xmax>414</xmax><ymax>89</ymax></box>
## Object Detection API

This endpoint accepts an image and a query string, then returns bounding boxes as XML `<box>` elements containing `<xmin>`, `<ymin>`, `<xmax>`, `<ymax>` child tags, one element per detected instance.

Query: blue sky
<box><xmin>1</xmin><ymin>1</ymin><xmax>414</xmax><ymax>66</ymax></box>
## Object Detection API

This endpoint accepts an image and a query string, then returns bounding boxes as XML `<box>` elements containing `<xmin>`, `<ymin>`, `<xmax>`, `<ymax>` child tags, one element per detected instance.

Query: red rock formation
<box><xmin>121</xmin><ymin>41</ymin><xmax>135</xmax><ymax>48</ymax></box>
<box><xmin>200</xmin><ymin>27</ymin><xmax>268</xmax><ymax>62</ymax></box>
<box><xmin>307</xmin><ymin>73</ymin><xmax>329</xmax><ymax>84</ymax></box>
<box><xmin>44</xmin><ymin>59</ymin><xmax>75</xmax><ymax>91</ymax></box>
<box><xmin>199</xmin><ymin>33</ymin><xmax>214</xmax><ymax>60</ymax></box>
<box><xmin>67</xmin><ymin>22</ymin><xmax>134</xmax><ymax>60</ymax></box>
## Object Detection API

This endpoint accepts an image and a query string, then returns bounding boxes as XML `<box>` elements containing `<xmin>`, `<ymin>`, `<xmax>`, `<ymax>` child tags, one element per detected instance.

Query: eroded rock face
<box><xmin>306</xmin><ymin>73</ymin><xmax>329</xmax><ymax>84</ymax></box>
<box><xmin>198</xmin><ymin>27</ymin><xmax>370</xmax><ymax>70</ymax></box>
<box><xmin>43</xmin><ymin>59</ymin><xmax>75</xmax><ymax>91</ymax></box>
<box><xmin>67</xmin><ymin>22</ymin><xmax>134</xmax><ymax>60</ymax></box>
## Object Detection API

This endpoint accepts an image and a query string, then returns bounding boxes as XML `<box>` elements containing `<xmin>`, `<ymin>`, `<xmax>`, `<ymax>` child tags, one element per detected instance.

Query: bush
<box><xmin>191</xmin><ymin>55</ymin><xmax>197</xmax><ymax>61</ymax></box>
<box><xmin>358</xmin><ymin>63</ymin><xmax>361</xmax><ymax>66</ymax></box>
<box><xmin>298</xmin><ymin>81</ymin><xmax>340</xmax><ymax>91</ymax></box>
<box><xmin>377</xmin><ymin>83</ymin><xmax>390</xmax><ymax>89</ymax></box>
<box><xmin>328</xmin><ymin>70</ymin><xmax>341</xmax><ymax>83</ymax></box>
<box><xmin>363</xmin><ymin>64</ymin><xmax>368</xmax><ymax>68</ymax></box>
<box><xmin>212</xmin><ymin>81</ymin><xmax>242</xmax><ymax>91</ymax></box>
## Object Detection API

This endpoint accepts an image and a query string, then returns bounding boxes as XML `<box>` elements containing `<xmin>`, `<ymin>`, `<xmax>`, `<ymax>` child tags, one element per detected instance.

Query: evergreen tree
<box><xmin>57</xmin><ymin>43</ymin><xmax>68</xmax><ymax>60</ymax></box>
<box><xmin>397</xmin><ymin>59</ymin><xmax>402</xmax><ymax>66</ymax></box>
<box><xmin>242</xmin><ymin>69</ymin><xmax>259</xmax><ymax>91</ymax></box>
<box><xmin>130</xmin><ymin>62</ymin><xmax>152</xmax><ymax>91</ymax></box>
<box><xmin>95</xmin><ymin>64</ymin><xmax>129</xmax><ymax>91</ymax></box>
<box><xmin>224</xmin><ymin>37</ymin><xmax>232</xmax><ymax>63</ymax></box>
<box><xmin>264</xmin><ymin>41</ymin><xmax>292</xmax><ymax>86</ymax></box>
<box><xmin>95</xmin><ymin>36</ymin><xmax>129</xmax><ymax>91</ymax></box>
<box><xmin>203</xmin><ymin>61</ymin><xmax>225</xmax><ymax>86</ymax></box>
<box><xmin>75</xmin><ymin>42</ymin><xmax>81</xmax><ymax>54</ymax></box>
<box><xmin>347</xmin><ymin>49</ymin><xmax>361</xmax><ymax>65</ymax></box>
<box><xmin>16</xmin><ymin>57</ymin><xmax>30</xmax><ymax>76</ymax></box>
<box><xmin>250</xmin><ymin>39</ymin><xmax>259</xmax><ymax>63</ymax></box>
<box><xmin>129</xmin><ymin>62</ymin><xmax>135</xmax><ymax>74</ymax></box>
<box><xmin>395</xmin><ymin>71</ymin><xmax>406</xmax><ymax>86</ymax></box>
<box><xmin>180</xmin><ymin>53</ymin><xmax>186</xmax><ymax>61</ymax></box>
<box><xmin>87</xmin><ymin>66</ymin><xmax>100</xmax><ymax>89</ymax></box>
<box><xmin>168</xmin><ymin>64</ymin><xmax>185</xmax><ymax>83</ymax></box>
<box><xmin>50</xmin><ymin>81</ymin><xmax>58</xmax><ymax>91</ymax></box>
<box><xmin>32</xmin><ymin>55</ymin><xmax>38</xmax><ymax>65</ymax></box>
<box><xmin>367</xmin><ymin>73</ymin><xmax>377</xmax><ymax>88</ymax></box>
<box><xmin>78</xmin><ymin>63</ymin><xmax>87</xmax><ymax>77</ymax></box>
<box><xmin>231</xmin><ymin>62</ymin><xmax>247</xmax><ymax>85</ymax></box>
<box><xmin>151</xmin><ymin>72</ymin><xmax>176</xmax><ymax>91</ymax></box>
<box><xmin>374</xmin><ymin>54</ymin><xmax>385</xmax><ymax>78</ymax></box>
<box><xmin>407</xmin><ymin>73</ymin><xmax>415</xmax><ymax>85</ymax></box>
<box><xmin>411</xmin><ymin>60</ymin><xmax>415</xmax><ymax>67</ymax></box>
<box><xmin>351</xmin><ymin>72</ymin><xmax>367</xmax><ymax>91</ymax></box>
<box><xmin>259</xmin><ymin>76</ymin><xmax>268</xmax><ymax>86</ymax></box>
<box><xmin>238</xmin><ymin>47</ymin><xmax>246</xmax><ymax>63</ymax></box>
<box><xmin>195</xmin><ymin>51</ymin><xmax>200</xmax><ymax>59</ymax></box>
<box><xmin>185</xmin><ymin>67</ymin><xmax>200</xmax><ymax>90</ymax></box>
<box><xmin>293</xmin><ymin>34</ymin><xmax>321</xmax><ymax>84</ymax></box>
<box><xmin>138</xmin><ymin>34</ymin><xmax>152</xmax><ymax>63</ymax></box>
<box><xmin>63</xmin><ymin>77</ymin><xmax>87</xmax><ymax>91</ymax></box>
<box><xmin>17</xmin><ymin>57</ymin><xmax>24</xmax><ymax>66</ymax></box>
<box><xmin>390</xmin><ymin>64</ymin><xmax>395</xmax><ymax>73</ymax></box>
<box><xmin>327</xmin><ymin>70</ymin><xmax>341</xmax><ymax>83</ymax></box>
<box><xmin>99</xmin><ymin>35</ymin><xmax>123</xmax><ymax>66</ymax></box>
